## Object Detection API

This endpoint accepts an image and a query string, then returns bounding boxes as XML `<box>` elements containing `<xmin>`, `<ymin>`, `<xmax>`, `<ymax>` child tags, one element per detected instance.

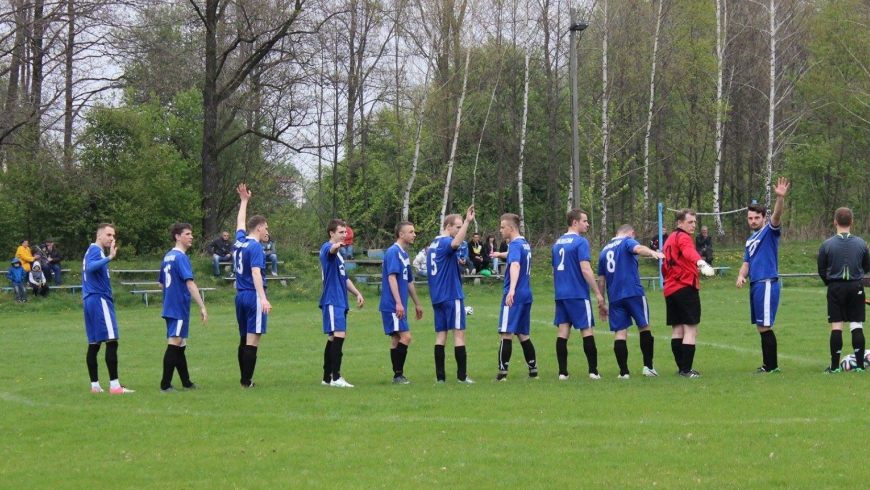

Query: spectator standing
<box><xmin>261</xmin><ymin>233</ymin><xmax>279</xmax><ymax>277</ymax></box>
<box><xmin>208</xmin><ymin>231</ymin><xmax>233</xmax><ymax>277</ymax></box>
<box><xmin>16</xmin><ymin>239</ymin><xmax>39</xmax><ymax>272</ymax></box>
<box><xmin>7</xmin><ymin>258</ymin><xmax>27</xmax><ymax>302</ymax></box>
<box><xmin>28</xmin><ymin>263</ymin><xmax>49</xmax><ymax>297</ymax></box>
<box><xmin>342</xmin><ymin>225</ymin><xmax>355</xmax><ymax>260</ymax></box>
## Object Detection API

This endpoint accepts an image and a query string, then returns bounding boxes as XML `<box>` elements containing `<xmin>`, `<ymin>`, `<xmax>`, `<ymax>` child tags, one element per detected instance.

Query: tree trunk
<box><xmin>63</xmin><ymin>0</ymin><xmax>74</xmax><ymax>166</ymax></box>
<box><xmin>517</xmin><ymin>52</ymin><xmax>530</xmax><ymax>237</ymax></box>
<box><xmin>402</xmin><ymin>83</ymin><xmax>428</xmax><ymax>221</ymax></box>
<box><xmin>439</xmin><ymin>44</ymin><xmax>471</xmax><ymax>224</ymax></box>
<box><xmin>600</xmin><ymin>0</ymin><xmax>610</xmax><ymax>243</ymax></box>
<box><xmin>643</xmin><ymin>0</ymin><xmax>664</xmax><ymax>237</ymax></box>
<box><xmin>713</xmin><ymin>0</ymin><xmax>728</xmax><ymax>236</ymax></box>
<box><xmin>470</xmin><ymin>71</ymin><xmax>500</xmax><ymax>232</ymax></box>
<box><xmin>765</xmin><ymin>0</ymin><xmax>777</xmax><ymax>207</ymax></box>
<box><xmin>200</xmin><ymin>0</ymin><xmax>219</xmax><ymax>237</ymax></box>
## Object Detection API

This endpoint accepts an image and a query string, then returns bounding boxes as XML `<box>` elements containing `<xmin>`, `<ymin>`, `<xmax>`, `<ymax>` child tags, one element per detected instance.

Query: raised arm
<box><xmin>451</xmin><ymin>205</ymin><xmax>476</xmax><ymax>249</ymax></box>
<box><xmin>236</xmin><ymin>183</ymin><xmax>251</xmax><ymax>233</ymax></box>
<box><xmin>770</xmin><ymin>177</ymin><xmax>789</xmax><ymax>228</ymax></box>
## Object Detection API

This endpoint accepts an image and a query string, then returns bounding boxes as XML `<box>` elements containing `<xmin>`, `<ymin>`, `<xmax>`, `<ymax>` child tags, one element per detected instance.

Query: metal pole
<box><xmin>570</xmin><ymin>7</ymin><xmax>580</xmax><ymax>209</ymax></box>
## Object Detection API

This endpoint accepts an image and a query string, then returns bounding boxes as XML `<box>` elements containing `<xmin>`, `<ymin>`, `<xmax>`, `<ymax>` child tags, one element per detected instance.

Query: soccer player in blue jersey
<box><xmin>157</xmin><ymin>223</ymin><xmax>208</xmax><ymax>392</ymax></box>
<box><xmin>597</xmin><ymin>224</ymin><xmax>665</xmax><ymax>378</ymax></box>
<box><xmin>492</xmin><ymin>213</ymin><xmax>537</xmax><ymax>381</ymax></box>
<box><xmin>427</xmin><ymin>205</ymin><xmax>476</xmax><ymax>383</ymax></box>
<box><xmin>232</xmin><ymin>184</ymin><xmax>272</xmax><ymax>388</ymax></box>
<box><xmin>736</xmin><ymin>178</ymin><xmax>789</xmax><ymax>374</ymax></box>
<box><xmin>319</xmin><ymin>219</ymin><xmax>366</xmax><ymax>388</ymax></box>
<box><xmin>381</xmin><ymin>221</ymin><xmax>424</xmax><ymax>384</ymax></box>
<box><xmin>82</xmin><ymin>223</ymin><xmax>133</xmax><ymax>394</ymax></box>
<box><xmin>551</xmin><ymin>209</ymin><xmax>608</xmax><ymax>380</ymax></box>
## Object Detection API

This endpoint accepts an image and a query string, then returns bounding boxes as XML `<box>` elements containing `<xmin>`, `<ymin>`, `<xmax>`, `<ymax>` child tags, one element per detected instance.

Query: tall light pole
<box><xmin>569</xmin><ymin>10</ymin><xmax>588</xmax><ymax>210</ymax></box>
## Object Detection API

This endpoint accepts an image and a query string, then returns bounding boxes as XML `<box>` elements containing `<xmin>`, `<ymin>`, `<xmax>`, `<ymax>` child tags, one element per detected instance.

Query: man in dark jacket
<box><xmin>42</xmin><ymin>238</ymin><xmax>63</xmax><ymax>285</ymax></box>
<box><xmin>209</xmin><ymin>231</ymin><xmax>234</xmax><ymax>277</ymax></box>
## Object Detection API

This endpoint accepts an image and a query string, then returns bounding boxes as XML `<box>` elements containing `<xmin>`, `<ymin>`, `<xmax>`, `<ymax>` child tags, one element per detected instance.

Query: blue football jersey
<box><xmin>552</xmin><ymin>233</ymin><xmax>590</xmax><ymax>300</ymax></box>
<box><xmin>505</xmin><ymin>237</ymin><xmax>533</xmax><ymax>304</ymax></box>
<box><xmin>598</xmin><ymin>237</ymin><xmax>645</xmax><ymax>302</ymax></box>
<box><xmin>233</xmin><ymin>229</ymin><xmax>266</xmax><ymax>292</ymax></box>
<box><xmin>158</xmin><ymin>248</ymin><xmax>194</xmax><ymax>320</ymax></box>
<box><xmin>319</xmin><ymin>241</ymin><xmax>348</xmax><ymax>308</ymax></box>
<box><xmin>744</xmin><ymin>222</ymin><xmax>781</xmax><ymax>282</ymax></box>
<box><xmin>427</xmin><ymin>236</ymin><xmax>464</xmax><ymax>304</ymax></box>
<box><xmin>380</xmin><ymin>243</ymin><xmax>412</xmax><ymax>312</ymax></box>
<box><xmin>82</xmin><ymin>243</ymin><xmax>112</xmax><ymax>300</ymax></box>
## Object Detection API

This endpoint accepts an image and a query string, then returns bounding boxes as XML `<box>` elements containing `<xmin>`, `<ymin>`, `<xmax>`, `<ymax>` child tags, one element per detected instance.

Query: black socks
<box><xmin>105</xmin><ymin>341</ymin><xmax>119</xmax><ymax>381</ymax></box>
<box><xmin>760</xmin><ymin>330</ymin><xmax>778</xmax><ymax>370</ymax></box>
<box><xmin>331</xmin><ymin>337</ymin><xmax>345</xmax><ymax>380</ymax></box>
<box><xmin>434</xmin><ymin>345</ymin><xmax>446</xmax><ymax>381</ymax></box>
<box><xmin>86</xmin><ymin>343</ymin><xmax>101</xmax><ymax>382</ymax></box>
<box><xmin>614</xmin><ymin>339</ymin><xmax>629</xmax><ymax>376</ymax></box>
<box><xmin>455</xmin><ymin>346</ymin><xmax>467</xmax><ymax>381</ymax></box>
<box><xmin>521</xmin><ymin>339</ymin><xmax>537</xmax><ymax>376</ymax></box>
<box><xmin>582</xmin><ymin>335</ymin><xmax>597</xmax><ymax>374</ymax></box>
<box><xmin>639</xmin><ymin>330</ymin><xmax>654</xmax><ymax>369</ymax></box>
<box><xmin>830</xmin><ymin>330</ymin><xmax>843</xmax><ymax>370</ymax></box>
<box><xmin>556</xmin><ymin>337</ymin><xmax>569</xmax><ymax>376</ymax></box>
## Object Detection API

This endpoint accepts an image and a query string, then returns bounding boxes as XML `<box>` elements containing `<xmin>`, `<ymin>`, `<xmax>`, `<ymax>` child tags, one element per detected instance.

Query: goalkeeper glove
<box><xmin>697</xmin><ymin>260</ymin><xmax>714</xmax><ymax>277</ymax></box>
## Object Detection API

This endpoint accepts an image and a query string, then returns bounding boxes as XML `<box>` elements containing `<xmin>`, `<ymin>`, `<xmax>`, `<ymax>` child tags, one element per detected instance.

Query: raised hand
<box><xmin>773</xmin><ymin>177</ymin><xmax>790</xmax><ymax>198</ymax></box>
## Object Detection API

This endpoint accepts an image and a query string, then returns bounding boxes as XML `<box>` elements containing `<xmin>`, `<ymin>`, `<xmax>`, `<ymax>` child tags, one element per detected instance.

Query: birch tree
<box><xmin>712</xmin><ymin>0</ymin><xmax>728</xmax><ymax>236</ymax></box>
<box><xmin>517</xmin><ymin>51</ymin><xmax>530</xmax><ymax>236</ymax></box>
<box><xmin>402</xmin><ymin>71</ymin><xmax>430</xmax><ymax>220</ymax></box>
<box><xmin>642</xmin><ymin>0</ymin><xmax>665</xmax><ymax>236</ymax></box>
<box><xmin>439</xmin><ymin>43</ymin><xmax>471</xmax><ymax>224</ymax></box>
<box><xmin>599</xmin><ymin>0</ymin><xmax>610</xmax><ymax>242</ymax></box>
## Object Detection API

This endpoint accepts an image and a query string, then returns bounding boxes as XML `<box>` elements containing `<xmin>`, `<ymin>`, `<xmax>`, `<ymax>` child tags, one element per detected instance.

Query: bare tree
<box><xmin>439</xmin><ymin>41</ymin><xmax>470</xmax><ymax>224</ymax></box>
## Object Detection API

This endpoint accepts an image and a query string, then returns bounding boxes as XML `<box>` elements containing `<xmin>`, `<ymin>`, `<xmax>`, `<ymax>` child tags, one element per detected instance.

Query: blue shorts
<box><xmin>608</xmin><ymin>296</ymin><xmax>650</xmax><ymax>331</ymax></box>
<box><xmin>322</xmin><ymin>304</ymin><xmax>348</xmax><ymax>334</ymax></box>
<box><xmin>499</xmin><ymin>301</ymin><xmax>532</xmax><ymax>336</ymax></box>
<box><xmin>381</xmin><ymin>311</ymin><xmax>410</xmax><ymax>335</ymax></box>
<box><xmin>750</xmin><ymin>280</ymin><xmax>780</xmax><ymax>327</ymax></box>
<box><xmin>165</xmin><ymin>317</ymin><xmax>190</xmax><ymax>339</ymax></box>
<box><xmin>553</xmin><ymin>298</ymin><xmax>594</xmax><ymax>330</ymax></box>
<box><xmin>433</xmin><ymin>299</ymin><xmax>466</xmax><ymax>332</ymax></box>
<box><xmin>83</xmin><ymin>295</ymin><xmax>118</xmax><ymax>343</ymax></box>
<box><xmin>235</xmin><ymin>290</ymin><xmax>268</xmax><ymax>336</ymax></box>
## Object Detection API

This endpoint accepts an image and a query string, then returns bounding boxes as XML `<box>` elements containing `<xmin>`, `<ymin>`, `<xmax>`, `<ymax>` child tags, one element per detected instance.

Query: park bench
<box><xmin>462</xmin><ymin>273</ymin><xmax>504</xmax><ymax>286</ymax></box>
<box><xmin>777</xmin><ymin>273</ymin><xmax>817</xmax><ymax>287</ymax></box>
<box><xmin>123</xmin><ymin>281</ymin><xmax>217</xmax><ymax>306</ymax></box>
<box><xmin>641</xmin><ymin>276</ymin><xmax>659</xmax><ymax>291</ymax></box>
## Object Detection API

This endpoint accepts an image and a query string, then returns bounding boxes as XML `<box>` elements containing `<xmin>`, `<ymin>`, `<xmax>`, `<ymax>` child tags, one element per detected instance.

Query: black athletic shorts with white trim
<box><xmin>826</xmin><ymin>280</ymin><xmax>866</xmax><ymax>323</ymax></box>
<box><xmin>665</xmin><ymin>286</ymin><xmax>701</xmax><ymax>326</ymax></box>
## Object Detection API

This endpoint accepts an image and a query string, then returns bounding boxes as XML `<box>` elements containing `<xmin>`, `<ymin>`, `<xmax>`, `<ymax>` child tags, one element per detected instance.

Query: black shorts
<box><xmin>665</xmin><ymin>286</ymin><xmax>701</xmax><ymax>326</ymax></box>
<box><xmin>826</xmin><ymin>281</ymin><xmax>866</xmax><ymax>323</ymax></box>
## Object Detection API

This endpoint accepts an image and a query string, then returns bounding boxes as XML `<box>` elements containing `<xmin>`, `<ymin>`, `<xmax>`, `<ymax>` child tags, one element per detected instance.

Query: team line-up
<box><xmin>80</xmin><ymin>178</ymin><xmax>870</xmax><ymax>393</ymax></box>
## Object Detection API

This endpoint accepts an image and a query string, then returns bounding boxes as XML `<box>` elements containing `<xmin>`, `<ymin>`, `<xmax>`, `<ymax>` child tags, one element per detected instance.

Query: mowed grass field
<box><xmin>1</xmin><ymin>248</ymin><xmax>867</xmax><ymax>488</ymax></box>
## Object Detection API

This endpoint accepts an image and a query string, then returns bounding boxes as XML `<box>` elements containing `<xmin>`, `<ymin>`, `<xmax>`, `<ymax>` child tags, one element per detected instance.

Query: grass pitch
<box><xmin>0</xmin><ymin>244</ymin><xmax>865</xmax><ymax>488</ymax></box>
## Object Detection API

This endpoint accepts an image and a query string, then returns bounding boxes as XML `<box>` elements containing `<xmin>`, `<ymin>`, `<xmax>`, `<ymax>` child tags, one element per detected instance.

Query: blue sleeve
<box><xmin>507</xmin><ymin>242</ymin><xmax>521</xmax><ymax>264</ymax></box>
<box><xmin>235</xmin><ymin>230</ymin><xmax>246</xmax><ymax>242</ymax></box>
<box><xmin>84</xmin><ymin>247</ymin><xmax>110</xmax><ymax>273</ymax></box>
<box><xmin>249</xmin><ymin>244</ymin><xmax>266</xmax><ymax>269</ymax></box>
<box><xmin>157</xmin><ymin>268</ymin><xmax>165</xmax><ymax>286</ymax></box>
<box><xmin>6</xmin><ymin>268</ymin><xmax>12</xmax><ymax>281</ymax></box>
<box><xmin>597</xmin><ymin>254</ymin><xmax>604</xmax><ymax>275</ymax></box>
<box><xmin>625</xmin><ymin>238</ymin><xmax>640</xmax><ymax>252</ymax></box>
<box><xmin>578</xmin><ymin>240</ymin><xmax>591</xmax><ymax>262</ymax></box>
<box><xmin>385</xmin><ymin>249</ymin><xmax>403</xmax><ymax>276</ymax></box>
<box><xmin>179</xmin><ymin>255</ymin><xmax>194</xmax><ymax>281</ymax></box>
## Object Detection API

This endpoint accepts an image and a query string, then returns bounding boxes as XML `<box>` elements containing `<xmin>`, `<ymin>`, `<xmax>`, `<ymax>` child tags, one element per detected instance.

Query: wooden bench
<box><xmin>641</xmin><ymin>276</ymin><xmax>659</xmax><ymax>291</ymax></box>
<box><xmin>223</xmin><ymin>275</ymin><xmax>296</xmax><ymax>287</ymax></box>
<box><xmin>364</xmin><ymin>280</ymin><xmax>428</xmax><ymax>294</ymax></box>
<box><xmin>461</xmin><ymin>273</ymin><xmax>504</xmax><ymax>286</ymax></box>
<box><xmin>130</xmin><ymin>287</ymin><xmax>217</xmax><ymax>306</ymax></box>
<box><xmin>49</xmin><ymin>284</ymin><xmax>82</xmax><ymax>294</ymax></box>
<box><xmin>712</xmin><ymin>266</ymin><xmax>731</xmax><ymax>277</ymax></box>
<box><xmin>112</xmin><ymin>269</ymin><xmax>160</xmax><ymax>274</ymax></box>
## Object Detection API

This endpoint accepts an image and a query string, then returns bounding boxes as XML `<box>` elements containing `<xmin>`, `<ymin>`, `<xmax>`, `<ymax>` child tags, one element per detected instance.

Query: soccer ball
<box><xmin>841</xmin><ymin>354</ymin><xmax>858</xmax><ymax>372</ymax></box>
<box><xmin>465</xmin><ymin>306</ymin><xmax>474</xmax><ymax>315</ymax></box>
<box><xmin>864</xmin><ymin>350</ymin><xmax>870</xmax><ymax>366</ymax></box>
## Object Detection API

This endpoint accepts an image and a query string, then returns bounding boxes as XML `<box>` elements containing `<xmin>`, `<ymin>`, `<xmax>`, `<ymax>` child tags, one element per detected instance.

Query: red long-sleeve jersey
<box><xmin>662</xmin><ymin>228</ymin><xmax>702</xmax><ymax>297</ymax></box>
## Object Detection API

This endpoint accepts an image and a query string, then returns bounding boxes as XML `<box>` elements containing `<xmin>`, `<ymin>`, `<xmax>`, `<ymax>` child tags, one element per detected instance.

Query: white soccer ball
<box><xmin>465</xmin><ymin>306</ymin><xmax>474</xmax><ymax>315</ymax></box>
<box><xmin>864</xmin><ymin>350</ymin><xmax>870</xmax><ymax>366</ymax></box>
<box><xmin>841</xmin><ymin>354</ymin><xmax>858</xmax><ymax>372</ymax></box>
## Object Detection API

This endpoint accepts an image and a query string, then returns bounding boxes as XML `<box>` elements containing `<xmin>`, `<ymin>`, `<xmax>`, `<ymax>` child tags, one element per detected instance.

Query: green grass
<box><xmin>0</xmin><ymin>241</ymin><xmax>860</xmax><ymax>488</ymax></box>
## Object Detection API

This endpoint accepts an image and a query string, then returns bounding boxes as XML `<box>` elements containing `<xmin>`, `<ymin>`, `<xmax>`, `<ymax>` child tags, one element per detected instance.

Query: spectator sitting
<box><xmin>7</xmin><ymin>257</ymin><xmax>27</xmax><ymax>303</ymax></box>
<box><xmin>261</xmin><ymin>232</ymin><xmax>279</xmax><ymax>277</ymax></box>
<box><xmin>413</xmin><ymin>245</ymin><xmax>429</xmax><ymax>279</ymax></box>
<box><xmin>41</xmin><ymin>238</ymin><xmax>62</xmax><ymax>285</ymax></box>
<box><xmin>208</xmin><ymin>231</ymin><xmax>234</xmax><ymax>277</ymax></box>
<box><xmin>695</xmin><ymin>225</ymin><xmax>714</xmax><ymax>265</ymax></box>
<box><xmin>16</xmin><ymin>239</ymin><xmax>39</xmax><ymax>272</ymax></box>
<box><xmin>28</xmin><ymin>262</ymin><xmax>49</xmax><ymax>297</ymax></box>
<box><xmin>341</xmin><ymin>225</ymin><xmax>355</xmax><ymax>260</ymax></box>
<box><xmin>483</xmin><ymin>234</ymin><xmax>497</xmax><ymax>271</ymax></box>
<box><xmin>458</xmin><ymin>240</ymin><xmax>469</xmax><ymax>275</ymax></box>
<box><xmin>467</xmin><ymin>232</ymin><xmax>490</xmax><ymax>274</ymax></box>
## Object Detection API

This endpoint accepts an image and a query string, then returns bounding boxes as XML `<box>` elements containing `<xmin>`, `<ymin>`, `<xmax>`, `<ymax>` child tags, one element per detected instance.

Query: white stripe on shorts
<box><xmin>392</xmin><ymin>313</ymin><xmax>400</xmax><ymax>332</ymax></box>
<box><xmin>763</xmin><ymin>281</ymin><xmax>771</xmax><ymax>326</ymax></box>
<box><xmin>174</xmin><ymin>319</ymin><xmax>183</xmax><ymax>337</ymax></box>
<box><xmin>454</xmin><ymin>299</ymin><xmax>461</xmax><ymax>329</ymax></box>
<box><xmin>255</xmin><ymin>295</ymin><xmax>263</xmax><ymax>333</ymax></box>
<box><xmin>328</xmin><ymin>304</ymin><xmax>336</xmax><ymax>332</ymax></box>
<box><xmin>500</xmin><ymin>305</ymin><xmax>510</xmax><ymax>333</ymax></box>
<box><xmin>100</xmin><ymin>298</ymin><xmax>116</xmax><ymax>339</ymax></box>
<box><xmin>642</xmin><ymin>296</ymin><xmax>649</xmax><ymax>326</ymax></box>
<box><xmin>584</xmin><ymin>299</ymin><xmax>592</xmax><ymax>325</ymax></box>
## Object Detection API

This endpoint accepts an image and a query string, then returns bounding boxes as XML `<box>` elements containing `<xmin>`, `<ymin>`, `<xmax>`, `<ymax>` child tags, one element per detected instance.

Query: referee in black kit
<box><xmin>818</xmin><ymin>207</ymin><xmax>870</xmax><ymax>373</ymax></box>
